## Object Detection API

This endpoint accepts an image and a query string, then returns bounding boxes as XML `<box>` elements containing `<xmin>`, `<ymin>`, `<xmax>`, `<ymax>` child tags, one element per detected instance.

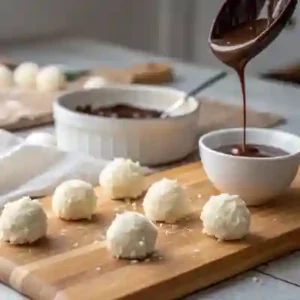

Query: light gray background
<box><xmin>0</xmin><ymin>0</ymin><xmax>300</xmax><ymax>73</ymax></box>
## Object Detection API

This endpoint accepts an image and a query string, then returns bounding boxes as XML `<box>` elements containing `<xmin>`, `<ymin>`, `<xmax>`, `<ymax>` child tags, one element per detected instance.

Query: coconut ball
<box><xmin>52</xmin><ymin>179</ymin><xmax>98</xmax><ymax>220</ymax></box>
<box><xmin>106</xmin><ymin>211</ymin><xmax>157</xmax><ymax>259</ymax></box>
<box><xmin>14</xmin><ymin>62</ymin><xmax>39</xmax><ymax>89</ymax></box>
<box><xmin>143</xmin><ymin>178</ymin><xmax>191</xmax><ymax>223</ymax></box>
<box><xmin>0</xmin><ymin>64</ymin><xmax>13</xmax><ymax>89</ymax></box>
<box><xmin>99</xmin><ymin>158</ymin><xmax>144</xmax><ymax>200</ymax></box>
<box><xmin>25</xmin><ymin>132</ymin><xmax>57</xmax><ymax>148</ymax></box>
<box><xmin>200</xmin><ymin>194</ymin><xmax>251</xmax><ymax>241</ymax></box>
<box><xmin>0</xmin><ymin>196</ymin><xmax>47</xmax><ymax>245</ymax></box>
<box><xmin>36</xmin><ymin>65</ymin><xmax>65</xmax><ymax>92</ymax></box>
<box><xmin>83</xmin><ymin>76</ymin><xmax>107</xmax><ymax>90</ymax></box>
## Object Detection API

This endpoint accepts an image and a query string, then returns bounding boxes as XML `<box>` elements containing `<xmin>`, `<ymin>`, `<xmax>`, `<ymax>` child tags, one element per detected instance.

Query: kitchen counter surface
<box><xmin>2</xmin><ymin>37</ymin><xmax>300</xmax><ymax>300</ymax></box>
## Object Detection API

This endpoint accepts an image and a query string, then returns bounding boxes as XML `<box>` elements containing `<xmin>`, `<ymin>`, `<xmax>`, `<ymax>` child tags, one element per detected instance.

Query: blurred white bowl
<box><xmin>54</xmin><ymin>84</ymin><xmax>200</xmax><ymax>165</ymax></box>
<box><xmin>199</xmin><ymin>128</ymin><xmax>300</xmax><ymax>206</ymax></box>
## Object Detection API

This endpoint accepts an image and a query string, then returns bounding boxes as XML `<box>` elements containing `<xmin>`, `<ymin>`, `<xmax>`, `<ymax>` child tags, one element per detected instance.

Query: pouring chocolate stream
<box><xmin>209</xmin><ymin>0</ymin><xmax>297</xmax><ymax>156</ymax></box>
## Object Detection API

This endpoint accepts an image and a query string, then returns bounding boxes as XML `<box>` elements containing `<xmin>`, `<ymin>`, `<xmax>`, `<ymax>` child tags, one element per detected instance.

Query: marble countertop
<box><xmin>2</xmin><ymin>37</ymin><xmax>300</xmax><ymax>300</ymax></box>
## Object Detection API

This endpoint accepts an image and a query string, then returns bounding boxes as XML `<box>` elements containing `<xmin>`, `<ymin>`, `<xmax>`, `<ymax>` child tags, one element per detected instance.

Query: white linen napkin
<box><xmin>0</xmin><ymin>129</ymin><xmax>153</xmax><ymax>206</ymax></box>
<box><xmin>0</xmin><ymin>130</ymin><xmax>109</xmax><ymax>206</ymax></box>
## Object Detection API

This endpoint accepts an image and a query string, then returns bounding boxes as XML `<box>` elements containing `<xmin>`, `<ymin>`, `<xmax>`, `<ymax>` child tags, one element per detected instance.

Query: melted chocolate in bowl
<box><xmin>216</xmin><ymin>144</ymin><xmax>289</xmax><ymax>158</ymax></box>
<box><xmin>75</xmin><ymin>103</ymin><xmax>162</xmax><ymax>119</ymax></box>
<box><xmin>209</xmin><ymin>0</ymin><xmax>296</xmax><ymax>156</ymax></box>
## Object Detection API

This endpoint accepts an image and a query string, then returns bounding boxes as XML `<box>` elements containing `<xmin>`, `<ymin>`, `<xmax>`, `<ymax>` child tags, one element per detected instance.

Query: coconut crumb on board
<box><xmin>114</xmin><ymin>206</ymin><xmax>122</xmax><ymax>213</ymax></box>
<box><xmin>252</xmin><ymin>276</ymin><xmax>262</xmax><ymax>283</ymax></box>
<box><xmin>60</xmin><ymin>229</ymin><xmax>67</xmax><ymax>236</ymax></box>
<box><xmin>130</xmin><ymin>260</ymin><xmax>139</xmax><ymax>264</ymax></box>
<box><xmin>151</xmin><ymin>252</ymin><xmax>164</xmax><ymax>261</ymax></box>
<box><xmin>184</xmin><ymin>227</ymin><xmax>193</xmax><ymax>232</ymax></box>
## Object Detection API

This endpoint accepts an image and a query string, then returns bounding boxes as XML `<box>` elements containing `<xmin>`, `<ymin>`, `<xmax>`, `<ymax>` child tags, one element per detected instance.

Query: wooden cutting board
<box><xmin>1</xmin><ymin>162</ymin><xmax>300</xmax><ymax>300</ymax></box>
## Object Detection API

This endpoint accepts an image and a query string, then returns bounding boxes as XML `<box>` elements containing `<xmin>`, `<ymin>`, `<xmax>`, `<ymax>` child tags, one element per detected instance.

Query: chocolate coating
<box><xmin>75</xmin><ymin>104</ymin><xmax>162</xmax><ymax>119</ymax></box>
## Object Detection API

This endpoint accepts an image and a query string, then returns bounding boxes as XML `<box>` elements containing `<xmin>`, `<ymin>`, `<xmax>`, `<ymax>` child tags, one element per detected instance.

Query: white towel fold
<box><xmin>0</xmin><ymin>129</ymin><xmax>154</xmax><ymax>206</ymax></box>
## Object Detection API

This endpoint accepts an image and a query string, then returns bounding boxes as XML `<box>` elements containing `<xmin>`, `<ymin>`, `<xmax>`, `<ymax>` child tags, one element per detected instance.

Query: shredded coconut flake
<box><xmin>130</xmin><ymin>260</ymin><xmax>139</xmax><ymax>264</ymax></box>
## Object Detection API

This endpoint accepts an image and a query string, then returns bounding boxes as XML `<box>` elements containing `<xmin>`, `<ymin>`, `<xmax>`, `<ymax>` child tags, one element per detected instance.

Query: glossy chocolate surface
<box><xmin>75</xmin><ymin>103</ymin><xmax>162</xmax><ymax>119</ymax></box>
<box><xmin>209</xmin><ymin>0</ymin><xmax>297</xmax><ymax>154</ymax></box>
<box><xmin>216</xmin><ymin>144</ymin><xmax>289</xmax><ymax>157</ymax></box>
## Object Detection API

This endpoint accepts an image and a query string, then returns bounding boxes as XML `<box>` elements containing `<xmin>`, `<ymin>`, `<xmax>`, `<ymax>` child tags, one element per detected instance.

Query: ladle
<box><xmin>209</xmin><ymin>0</ymin><xmax>298</xmax><ymax>68</ymax></box>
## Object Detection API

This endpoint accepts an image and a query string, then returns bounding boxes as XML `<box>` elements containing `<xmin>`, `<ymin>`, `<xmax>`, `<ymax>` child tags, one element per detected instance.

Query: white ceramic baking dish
<box><xmin>54</xmin><ymin>84</ymin><xmax>200</xmax><ymax>165</ymax></box>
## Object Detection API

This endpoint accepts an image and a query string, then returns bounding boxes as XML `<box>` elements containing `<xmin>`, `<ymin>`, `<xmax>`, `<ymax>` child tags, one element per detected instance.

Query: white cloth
<box><xmin>0</xmin><ymin>129</ymin><xmax>153</xmax><ymax>206</ymax></box>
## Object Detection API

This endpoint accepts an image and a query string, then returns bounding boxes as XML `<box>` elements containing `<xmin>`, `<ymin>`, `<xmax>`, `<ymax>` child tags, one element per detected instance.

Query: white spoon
<box><xmin>160</xmin><ymin>71</ymin><xmax>228</xmax><ymax>118</ymax></box>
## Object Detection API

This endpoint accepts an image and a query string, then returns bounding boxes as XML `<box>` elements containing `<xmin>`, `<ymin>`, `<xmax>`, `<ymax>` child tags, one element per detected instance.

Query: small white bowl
<box><xmin>54</xmin><ymin>84</ymin><xmax>200</xmax><ymax>165</ymax></box>
<box><xmin>199</xmin><ymin>128</ymin><xmax>300</xmax><ymax>206</ymax></box>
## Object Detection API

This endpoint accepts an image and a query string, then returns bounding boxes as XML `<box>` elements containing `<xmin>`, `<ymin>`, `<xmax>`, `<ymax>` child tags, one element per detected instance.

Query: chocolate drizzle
<box><xmin>209</xmin><ymin>0</ymin><xmax>297</xmax><ymax>156</ymax></box>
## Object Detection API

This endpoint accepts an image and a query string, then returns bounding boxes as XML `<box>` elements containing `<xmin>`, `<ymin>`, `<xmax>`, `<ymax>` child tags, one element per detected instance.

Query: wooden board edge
<box><xmin>112</xmin><ymin>228</ymin><xmax>300</xmax><ymax>300</ymax></box>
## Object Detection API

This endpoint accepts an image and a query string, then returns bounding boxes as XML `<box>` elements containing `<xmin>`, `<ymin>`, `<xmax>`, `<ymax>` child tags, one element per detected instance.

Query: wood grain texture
<box><xmin>1</xmin><ymin>162</ymin><xmax>300</xmax><ymax>300</ymax></box>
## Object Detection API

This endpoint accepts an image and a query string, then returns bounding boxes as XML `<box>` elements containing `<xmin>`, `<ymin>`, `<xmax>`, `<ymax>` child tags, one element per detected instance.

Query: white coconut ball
<box><xmin>143</xmin><ymin>178</ymin><xmax>191</xmax><ymax>223</ymax></box>
<box><xmin>200</xmin><ymin>194</ymin><xmax>251</xmax><ymax>241</ymax></box>
<box><xmin>14</xmin><ymin>62</ymin><xmax>39</xmax><ymax>89</ymax></box>
<box><xmin>0</xmin><ymin>196</ymin><xmax>47</xmax><ymax>245</ymax></box>
<box><xmin>25</xmin><ymin>132</ymin><xmax>57</xmax><ymax>148</ymax></box>
<box><xmin>99</xmin><ymin>158</ymin><xmax>144</xmax><ymax>200</ymax></box>
<box><xmin>106</xmin><ymin>211</ymin><xmax>157</xmax><ymax>259</ymax></box>
<box><xmin>0</xmin><ymin>64</ymin><xmax>13</xmax><ymax>89</ymax></box>
<box><xmin>36</xmin><ymin>65</ymin><xmax>65</xmax><ymax>92</ymax></box>
<box><xmin>52</xmin><ymin>179</ymin><xmax>98</xmax><ymax>220</ymax></box>
<box><xmin>83</xmin><ymin>76</ymin><xmax>107</xmax><ymax>90</ymax></box>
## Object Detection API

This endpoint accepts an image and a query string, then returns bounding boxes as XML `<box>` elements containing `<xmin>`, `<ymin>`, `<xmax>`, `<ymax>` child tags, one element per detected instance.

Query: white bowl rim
<box><xmin>55</xmin><ymin>84</ymin><xmax>200</xmax><ymax>124</ymax></box>
<box><xmin>199</xmin><ymin>127</ymin><xmax>300</xmax><ymax>161</ymax></box>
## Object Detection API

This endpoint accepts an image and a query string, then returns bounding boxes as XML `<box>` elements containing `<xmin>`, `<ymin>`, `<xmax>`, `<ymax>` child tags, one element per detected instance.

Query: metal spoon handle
<box><xmin>185</xmin><ymin>71</ymin><xmax>228</xmax><ymax>100</ymax></box>
<box><xmin>161</xmin><ymin>71</ymin><xmax>227</xmax><ymax>118</ymax></box>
